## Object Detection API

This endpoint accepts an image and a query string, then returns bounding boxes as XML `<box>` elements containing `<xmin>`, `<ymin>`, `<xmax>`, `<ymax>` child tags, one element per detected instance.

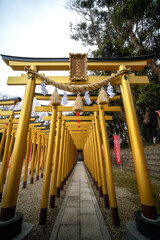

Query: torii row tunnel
<box><xmin>0</xmin><ymin>54</ymin><xmax>159</xmax><ymax>239</ymax></box>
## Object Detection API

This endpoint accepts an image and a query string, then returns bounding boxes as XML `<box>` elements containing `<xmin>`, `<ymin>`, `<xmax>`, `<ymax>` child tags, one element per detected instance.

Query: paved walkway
<box><xmin>49</xmin><ymin>162</ymin><xmax>111</xmax><ymax>240</ymax></box>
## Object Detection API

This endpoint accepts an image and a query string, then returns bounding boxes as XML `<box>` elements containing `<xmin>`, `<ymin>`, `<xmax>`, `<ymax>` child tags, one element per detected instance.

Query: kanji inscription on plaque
<box><xmin>69</xmin><ymin>53</ymin><xmax>88</xmax><ymax>82</ymax></box>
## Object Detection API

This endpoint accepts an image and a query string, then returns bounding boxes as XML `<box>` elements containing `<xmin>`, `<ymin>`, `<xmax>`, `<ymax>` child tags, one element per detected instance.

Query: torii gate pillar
<box><xmin>120</xmin><ymin>65</ymin><xmax>160</xmax><ymax>239</ymax></box>
<box><xmin>0</xmin><ymin>65</ymin><xmax>37</xmax><ymax>239</ymax></box>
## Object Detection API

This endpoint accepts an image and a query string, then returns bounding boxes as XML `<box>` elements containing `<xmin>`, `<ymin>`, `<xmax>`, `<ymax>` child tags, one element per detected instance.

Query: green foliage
<box><xmin>136</xmin><ymin>81</ymin><xmax>160</xmax><ymax>108</ymax></box>
<box><xmin>67</xmin><ymin>0</ymin><xmax>160</xmax><ymax>57</ymax></box>
<box><xmin>67</xmin><ymin>0</ymin><xmax>160</xmax><ymax>144</ymax></box>
<box><xmin>113</xmin><ymin>166</ymin><xmax>160</xmax><ymax>211</ymax></box>
<box><xmin>134</xmin><ymin>75</ymin><xmax>160</xmax><ymax>143</ymax></box>
<box><xmin>113</xmin><ymin>167</ymin><xmax>139</xmax><ymax>196</ymax></box>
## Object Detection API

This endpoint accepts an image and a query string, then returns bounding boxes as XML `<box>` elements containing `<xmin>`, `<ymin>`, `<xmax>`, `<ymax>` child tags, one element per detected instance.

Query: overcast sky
<box><xmin>0</xmin><ymin>0</ymin><xmax>89</xmax><ymax>98</ymax></box>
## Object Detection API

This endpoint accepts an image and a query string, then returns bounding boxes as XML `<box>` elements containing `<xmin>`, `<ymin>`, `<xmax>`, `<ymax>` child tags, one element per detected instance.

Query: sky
<box><xmin>0</xmin><ymin>0</ymin><xmax>89</xmax><ymax>99</ymax></box>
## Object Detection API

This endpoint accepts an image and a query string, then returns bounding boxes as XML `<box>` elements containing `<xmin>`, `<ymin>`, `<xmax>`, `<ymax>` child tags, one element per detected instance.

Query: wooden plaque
<box><xmin>69</xmin><ymin>53</ymin><xmax>88</xmax><ymax>82</ymax></box>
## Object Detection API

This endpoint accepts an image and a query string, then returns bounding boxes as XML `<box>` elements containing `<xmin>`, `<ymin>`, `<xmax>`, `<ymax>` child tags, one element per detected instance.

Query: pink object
<box><xmin>28</xmin><ymin>143</ymin><xmax>33</xmax><ymax>163</ymax></box>
<box><xmin>113</xmin><ymin>135</ymin><xmax>121</xmax><ymax>164</ymax></box>
<box><xmin>76</xmin><ymin>112</ymin><xmax>81</xmax><ymax>129</ymax></box>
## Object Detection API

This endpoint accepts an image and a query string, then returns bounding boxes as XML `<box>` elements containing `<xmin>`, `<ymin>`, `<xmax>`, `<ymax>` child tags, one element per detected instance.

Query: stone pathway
<box><xmin>49</xmin><ymin>162</ymin><xmax>111</xmax><ymax>240</ymax></box>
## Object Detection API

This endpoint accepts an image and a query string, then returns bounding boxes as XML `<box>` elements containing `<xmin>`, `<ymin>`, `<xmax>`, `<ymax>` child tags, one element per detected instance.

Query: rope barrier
<box><xmin>24</xmin><ymin>66</ymin><xmax>130</xmax><ymax>93</ymax></box>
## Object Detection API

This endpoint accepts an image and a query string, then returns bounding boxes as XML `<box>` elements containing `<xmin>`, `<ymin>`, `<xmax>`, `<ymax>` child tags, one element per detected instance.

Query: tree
<box><xmin>67</xmin><ymin>0</ymin><xmax>160</xmax><ymax>72</ymax></box>
<box><xmin>66</xmin><ymin>0</ymin><xmax>160</xmax><ymax>145</ymax></box>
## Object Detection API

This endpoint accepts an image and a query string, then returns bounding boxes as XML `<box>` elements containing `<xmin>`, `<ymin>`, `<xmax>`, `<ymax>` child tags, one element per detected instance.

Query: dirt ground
<box><xmin>19</xmin><ymin>173</ymin><xmax>139</xmax><ymax>240</ymax></box>
<box><xmin>0</xmin><ymin>165</ymin><xmax>158</xmax><ymax>240</ymax></box>
<box><xmin>88</xmin><ymin>174</ymin><xmax>139</xmax><ymax>240</ymax></box>
<box><xmin>0</xmin><ymin>176</ymin><xmax>71</xmax><ymax>240</ymax></box>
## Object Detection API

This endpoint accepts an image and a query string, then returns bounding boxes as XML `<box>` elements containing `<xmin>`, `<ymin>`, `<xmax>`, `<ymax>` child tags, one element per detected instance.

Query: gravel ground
<box><xmin>88</xmin><ymin>173</ymin><xmax>140</xmax><ymax>240</ymax></box>
<box><xmin>0</xmin><ymin>167</ymin><xmax>141</xmax><ymax>240</ymax></box>
<box><xmin>0</xmin><ymin>176</ymin><xmax>71</xmax><ymax>240</ymax></box>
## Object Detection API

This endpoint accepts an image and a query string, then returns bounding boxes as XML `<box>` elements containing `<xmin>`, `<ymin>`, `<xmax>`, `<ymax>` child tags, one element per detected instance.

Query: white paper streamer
<box><xmin>62</xmin><ymin>91</ymin><xmax>68</xmax><ymax>105</ymax></box>
<box><xmin>84</xmin><ymin>91</ymin><xmax>92</xmax><ymax>105</ymax></box>
<box><xmin>107</xmin><ymin>83</ymin><xmax>115</xmax><ymax>98</ymax></box>
<box><xmin>41</xmin><ymin>81</ymin><xmax>48</xmax><ymax>96</ymax></box>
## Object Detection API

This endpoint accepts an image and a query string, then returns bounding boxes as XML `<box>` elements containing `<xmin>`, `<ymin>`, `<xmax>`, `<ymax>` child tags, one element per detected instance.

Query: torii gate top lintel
<box><xmin>1</xmin><ymin>54</ymin><xmax>154</xmax><ymax>71</ymax></box>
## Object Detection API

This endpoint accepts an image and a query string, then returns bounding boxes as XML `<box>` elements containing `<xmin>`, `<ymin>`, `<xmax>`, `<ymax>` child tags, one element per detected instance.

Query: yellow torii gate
<box><xmin>22</xmin><ymin>121</ymin><xmax>48</xmax><ymax>188</ymax></box>
<box><xmin>0</xmin><ymin>97</ymin><xmax>21</xmax><ymax>107</ymax></box>
<box><xmin>35</xmin><ymin>103</ymin><xmax>118</xmax><ymax>225</ymax></box>
<box><xmin>0</xmin><ymin>97</ymin><xmax>21</xmax><ymax>170</ymax></box>
<box><xmin>0</xmin><ymin>54</ymin><xmax>158</xmax><ymax>239</ymax></box>
<box><xmin>0</xmin><ymin>109</ymin><xmax>21</xmax><ymax>202</ymax></box>
<box><xmin>36</xmin><ymin>104</ymin><xmax>119</xmax><ymax>149</ymax></box>
<box><xmin>0</xmin><ymin>111</ymin><xmax>41</xmax><ymax>201</ymax></box>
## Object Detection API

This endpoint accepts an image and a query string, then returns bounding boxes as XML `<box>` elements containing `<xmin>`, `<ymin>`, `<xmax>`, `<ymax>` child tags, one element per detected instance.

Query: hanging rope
<box><xmin>24</xmin><ymin>66</ymin><xmax>130</xmax><ymax>93</ymax></box>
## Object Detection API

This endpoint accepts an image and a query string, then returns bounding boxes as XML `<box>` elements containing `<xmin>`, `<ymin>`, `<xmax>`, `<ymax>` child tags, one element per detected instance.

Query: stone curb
<box><xmin>49</xmin><ymin>171</ymin><xmax>74</xmax><ymax>240</ymax></box>
<box><xmin>87</xmin><ymin>173</ymin><xmax>111</xmax><ymax>240</ymax></box>
<box><xmin>49</xmin><ymin>163</ymin><xmax>111</xmax><ymax>240</ymax></box>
